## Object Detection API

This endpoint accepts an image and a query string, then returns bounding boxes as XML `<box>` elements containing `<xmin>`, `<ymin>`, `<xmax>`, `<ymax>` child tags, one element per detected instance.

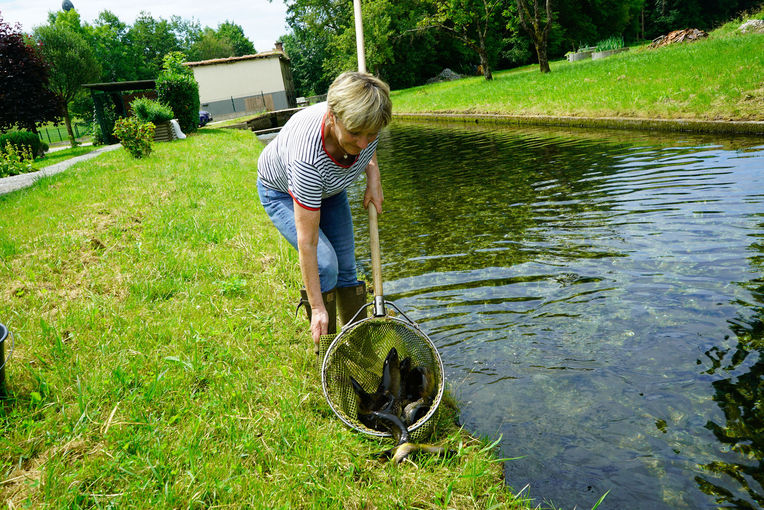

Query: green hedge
<box><xmin>130</xmin><ymin>97</ymin><xmax>174</xmax><ymax>124</ymax></box>
<box><xmin>156</xmin><ymin>73</ymin><xmax>200</xmax><ymax>134</ymax></box>
<box><xmin>0</xmin><ymin>131</ymin><xmax>49</xmax><ymax>158</ymax></box>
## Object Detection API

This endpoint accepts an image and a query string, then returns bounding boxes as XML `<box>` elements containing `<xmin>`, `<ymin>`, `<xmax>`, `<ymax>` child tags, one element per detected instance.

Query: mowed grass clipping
<box><xmin>393</xmin><ymin>23</ymin><xmax>764</xmax><ymax>121</ymax></box>
<box><xmin>0</xmin><ymin>130</ymin><xmax>532</xmax><ymax>508</ymax></box>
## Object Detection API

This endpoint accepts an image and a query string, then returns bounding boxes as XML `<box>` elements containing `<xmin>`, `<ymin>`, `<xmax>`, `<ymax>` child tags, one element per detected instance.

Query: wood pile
<box><xmin>650</xmin><ymin>28</ymin><xmax>708</xmax><ymax>48</ymax></box>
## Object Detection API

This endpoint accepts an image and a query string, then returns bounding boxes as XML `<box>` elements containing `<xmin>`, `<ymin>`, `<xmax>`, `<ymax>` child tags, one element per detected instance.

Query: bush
<box><xmin>596</xmin><ymin>36</ymin><xmax>625</xmax><ymax>51</ymax></box>
<box><xmin>0</xmin><ymin>131</ymin><xmax>48</xmax><ymax>158</ymax></box>
<box><xmin>112</xmin><ymin>117</ymin><xmax>155</xmax><ymax>159</ymax></box>
<box><xmin>130</xmin><ymin>97</ymin><xmax>174</xmax><ymax>124</ymax></box>
<box><xmin>0</xmin><ymin>141</ymin><xmax>35</xmax><ymax>177</ymax></box>
<box><xmin>156</xmin><ymin>72</ymin><xmax>200</xmax><ymax>134</ymax></box>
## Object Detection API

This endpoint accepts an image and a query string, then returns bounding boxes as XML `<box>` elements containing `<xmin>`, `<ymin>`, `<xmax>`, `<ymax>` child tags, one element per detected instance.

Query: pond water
<box><xmin>347</xmin><ymin>121</ymin><xmax>764</xmax><ymax>509</ymax></box>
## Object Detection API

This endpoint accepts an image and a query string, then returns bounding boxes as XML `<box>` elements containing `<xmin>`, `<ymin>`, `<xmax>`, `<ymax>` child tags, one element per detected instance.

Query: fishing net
<box><xmin>320</xmin><ymin>303</ymin><xmax>444</xmax><ymax>443</ymax></box>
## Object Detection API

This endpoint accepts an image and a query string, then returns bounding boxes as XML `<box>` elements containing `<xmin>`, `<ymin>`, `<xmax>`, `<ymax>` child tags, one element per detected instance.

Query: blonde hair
<box><xmin>327</xmin><ymin>71</ymin><xmax>392</xmax><ymax>133</ymax></box>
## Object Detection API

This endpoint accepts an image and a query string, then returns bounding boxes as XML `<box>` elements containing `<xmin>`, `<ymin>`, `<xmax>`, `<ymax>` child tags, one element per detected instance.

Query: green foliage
<box><xmin>127</xmin><ymin>13</ymin><xmax>183</xmax><ymax>78</ymax></box>
<box><xmin>215</xmin><ymin>21</ymin><xmax>255</xmax><ymax>56</ymax></box>
<box><xmin>92</xmin><ymin>99</ymin><xmax>118</xmax><ymax>146</ymax></box>
<box><xmin>0</xmin><ymin>141</ymin><xmax>35</xmax><ymax>177</ymax></box>
<box><xmin>33</xmin><ymin>23</ymin><xmax>100</xmax><ymax>146</ymax></box>
<box><xmin>0</xmin><ymin>131</ymin><xmax>48</xmax><ymax>159</ymax></box>
<box><xmin>83</xmin><ymin>10</ymin><xmax>141</xmax><ymax>82</ymax></box>
<box><xmin>156</xmin><ymin>71</ymin><xmax>200</xmax><ymax>134</ymax></box>
<box><xmin>130</xmin><ymin>97</ymin><xmax>174</xmax><ymax>124</ymax></box>
<box><xmin>596</xmin><ymin>35</ymin><xmax>624</xmax><ymax>51</ymax></box>
<box><xmin>112</xmin><ymin>117</ymin><xmax>155</xmax><ymax>158</ymax></box>
<box><xmin>162</xmin><ymin>51</ymin><xmax>193</xmax><ymax>76</ymax></box>
<box><xmin>191</xmin><ymin>28</ymin><xmax>235</xmax><ymax>60</ymax></box>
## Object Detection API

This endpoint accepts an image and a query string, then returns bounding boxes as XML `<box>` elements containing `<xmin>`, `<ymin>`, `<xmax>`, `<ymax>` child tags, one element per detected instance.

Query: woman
<box><xmin>257</xmin><ymin>71</ymin><xmax>392</xmax><ymax>352</ymax></box>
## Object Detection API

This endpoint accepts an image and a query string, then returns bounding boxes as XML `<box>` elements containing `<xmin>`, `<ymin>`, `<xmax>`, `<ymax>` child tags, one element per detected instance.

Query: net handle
<box><xmin>368</xmin><ymin>204</ymin><xmax>385</xmax><ymax>316</ymax></box>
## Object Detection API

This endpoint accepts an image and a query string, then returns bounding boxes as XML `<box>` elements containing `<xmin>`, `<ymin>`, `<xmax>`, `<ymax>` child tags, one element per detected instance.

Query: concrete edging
<box><xmin>393</xmin><ymin>112</ymin><xmax>764</xmax><ymax>136</ymax></box>
<box><xmin>0</xmin><ymin>144</ymin><xmax>122</xmax><ymax>197</ymax></box>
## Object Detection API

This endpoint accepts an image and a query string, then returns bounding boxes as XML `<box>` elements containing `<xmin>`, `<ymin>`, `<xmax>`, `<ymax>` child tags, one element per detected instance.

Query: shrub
<box><xmin>156</xmin><ymin>72</ymin><xmax>200</xmax><ymax>134</ymax></box>
<box><xmin>92</xmin><ymin>100</ymin><xmax>118</xmax><ymax>146</ymax></box>
<box><xmin>113</xmin><ymin>117</ymin><xmax>155</xmax><ymax>159</ymax></box>
<box><xmin>130</xmin><ymin>97</ymin><xmax>174</xmax><ymax>124</ymax></box>
<box><xmin>0</xmin><ymin>130</ymin><xmax>48</xmax><ymax>158</ymax></box>
<box><xmin>0</xmin><ymin>141</ymin><xmax>35</xmax><ymax>177</ymax></box>
<box><xmin>596</xmin><ymin>36</ymin><xmax>625</xmax><ymax>51</ymax></box>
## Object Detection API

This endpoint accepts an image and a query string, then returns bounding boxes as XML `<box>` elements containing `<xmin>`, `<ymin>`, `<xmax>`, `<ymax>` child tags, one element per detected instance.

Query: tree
<box><xmin>34</xmin><ymin>23</ymin><xmax>101</xmax><ymax>146</ymax></box>
<box><xmin>216</xmin><ymin>21</ymin><xmax>255</xmax><ymax>56</ymax></box>
<box><xmin>513</xmin><ymin>0</ymin><xmax>553</xmax><ymax>73</ymax></box>
<box><xmin>281</xmin><ymin>30</ymin><xmax>333</xmax><ymax>96</ymax></box>
<box><xmin>84</xmin><ymin>10</ymin><xmax>141</xmax><ymax>82</ymax></box>
<box><xmin>127</xmin><ymin>12</ymin><xmax>182</xmax><ymax>78</ymax></box>
<box><xmin>192</xmin><ymin>28</ymin><xmax>235</xmax><ymax>60</ymax></box>
<box><xmin>418</xmin><ymin>0</ymin><xmax>507</xmax><ymax>80</ymax></box>
<box><xmin>0</xmin><ymin>13</ymin><xmax>61</xmax><ymax>133</ymax></box>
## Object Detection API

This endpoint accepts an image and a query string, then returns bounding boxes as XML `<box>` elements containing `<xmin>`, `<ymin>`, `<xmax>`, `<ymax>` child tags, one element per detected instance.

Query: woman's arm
<box><xmin>364</xmin><ymin>152</ymin><xmax>383</xmax><ymax>214</ymax></box>
<box><xmin>294</xmin><ymin>202</ymin><xmax>327</xmax><ymax>347</ymax></box>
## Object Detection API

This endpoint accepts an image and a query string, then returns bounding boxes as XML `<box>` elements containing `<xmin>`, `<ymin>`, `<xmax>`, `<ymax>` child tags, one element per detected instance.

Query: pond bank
<box><xmin>394</xmin><ymin>112</ymin><xmax>764</xmax><ymax>136</ymax></box>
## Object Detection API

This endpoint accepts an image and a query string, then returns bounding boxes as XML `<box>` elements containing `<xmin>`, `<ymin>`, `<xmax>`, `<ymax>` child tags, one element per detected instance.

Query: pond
<box><xmin>347</xmin><ymin>121</ymin><xmax>763</xmax><ymax>509</ymax></box>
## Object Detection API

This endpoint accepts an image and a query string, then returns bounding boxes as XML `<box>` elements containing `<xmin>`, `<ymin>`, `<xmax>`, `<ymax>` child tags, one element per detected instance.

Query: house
<box><xmin>184</xmin><ymin>45</ymin><xmax>296</xmax><ymax>118</ymax></box>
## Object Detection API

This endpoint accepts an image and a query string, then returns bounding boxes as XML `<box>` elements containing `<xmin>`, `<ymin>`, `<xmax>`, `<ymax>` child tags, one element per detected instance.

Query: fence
<box><xmin>37</xmin><ymin>123</ymin><xmax>89</xmax><ymax>144</ymax></box>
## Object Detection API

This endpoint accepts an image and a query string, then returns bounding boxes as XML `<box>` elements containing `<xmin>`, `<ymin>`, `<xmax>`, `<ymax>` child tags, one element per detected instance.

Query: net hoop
<box><xmin>321</xmin><ymin>301</ymin><xmax>445</xmax><ymax>438</ymax></box>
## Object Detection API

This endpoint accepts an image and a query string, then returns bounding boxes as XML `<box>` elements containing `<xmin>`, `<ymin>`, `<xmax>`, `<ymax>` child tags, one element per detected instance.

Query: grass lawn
<box><xmin>392</xmin><ymin>15</ymin><xmax>764</xmax><ymax>121</ymax></box>
<box><xmin>0</xmin><ymin>129</ymin><xmax>532</xmax><ymax>508</ymax></box>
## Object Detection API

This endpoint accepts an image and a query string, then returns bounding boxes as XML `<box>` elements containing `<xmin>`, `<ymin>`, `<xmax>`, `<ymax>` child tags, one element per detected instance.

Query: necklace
<box><xmin>343</xmin><ymin>153</ymin><xmax>348</xmax><ymax>159</ymax></box>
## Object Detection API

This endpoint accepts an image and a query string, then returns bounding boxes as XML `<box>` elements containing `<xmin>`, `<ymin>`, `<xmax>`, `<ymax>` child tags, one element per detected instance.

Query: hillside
<box><xmin>392</xmin><ymin>12</ymin><xmax>764</xmax><ymax>122</ymax></box>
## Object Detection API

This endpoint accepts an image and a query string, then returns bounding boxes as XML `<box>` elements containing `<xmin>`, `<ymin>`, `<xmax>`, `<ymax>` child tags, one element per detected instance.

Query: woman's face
<box><xmin>332</xmin><ymin>114</ymin><xmax>379</xmax><ymax>156</ymax></box>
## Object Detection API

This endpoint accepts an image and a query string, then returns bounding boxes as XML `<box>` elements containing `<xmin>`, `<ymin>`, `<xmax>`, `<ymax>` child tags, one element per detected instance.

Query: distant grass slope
<box><xmin>393</xmin><ymin>11</ymin><xmax>764</xmax><ymax>121</ymax></box>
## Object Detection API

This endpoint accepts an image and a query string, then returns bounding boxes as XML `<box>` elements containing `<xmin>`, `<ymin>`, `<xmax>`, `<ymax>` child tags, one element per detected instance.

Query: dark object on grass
<box><xmin>1</xmin><ymin>323</ymin><xmax>14</xmax><ymax>399</ymax></box>
<box><xmin>199</xmin><ymin>110</ymin><xmax>213</xmax><ymax>127</ymax></box>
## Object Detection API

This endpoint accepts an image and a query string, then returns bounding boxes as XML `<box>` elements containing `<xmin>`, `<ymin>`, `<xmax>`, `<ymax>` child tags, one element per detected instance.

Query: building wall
<box><xmin>191</xmin><ymin>57</ymin><xmax>287</xmax><ymax>106</ymax></box>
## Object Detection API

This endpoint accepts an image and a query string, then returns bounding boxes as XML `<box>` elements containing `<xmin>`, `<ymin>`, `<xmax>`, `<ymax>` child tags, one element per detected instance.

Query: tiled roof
<box><xmin>184</xmin><ymin>50</ymin><xmax>288</xmax><ymax>67</ymax></box>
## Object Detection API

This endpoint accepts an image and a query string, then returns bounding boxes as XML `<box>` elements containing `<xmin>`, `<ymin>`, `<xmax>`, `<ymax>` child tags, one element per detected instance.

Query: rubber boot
<box><xmin>336</xmin><ymin>281</ymin><xmax>368</xmax><ymax>329</ymax></box>
<box><xmin>296</xmin><ymin>288</ymin><xmax>337</xmax><ymax>334</ymax></box>
<box><xmin>296</xmin><ymin>288</ymin><xmax>336</xmax><ymax>355</ymax></box>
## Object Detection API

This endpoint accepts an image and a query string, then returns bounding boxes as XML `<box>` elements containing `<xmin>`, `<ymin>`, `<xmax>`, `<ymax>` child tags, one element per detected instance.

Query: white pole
<box><xmin>353</xmin><ymin>0</ymin><xmax>366</xmax><ymax>73</ymax></box>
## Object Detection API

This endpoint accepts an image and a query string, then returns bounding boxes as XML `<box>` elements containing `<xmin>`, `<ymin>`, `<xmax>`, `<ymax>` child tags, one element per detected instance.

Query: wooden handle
<box><xmin>368</xmin><ymin>204</ymin><xmax>383</xmax><ymax>298</ymax></box>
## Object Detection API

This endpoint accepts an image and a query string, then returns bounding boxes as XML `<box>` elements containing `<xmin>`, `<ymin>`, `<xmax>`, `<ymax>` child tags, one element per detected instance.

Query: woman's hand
<box><xmin>310</xmin><ymin>306</ymin><xmax>329</xmax><ymax>349</ymax></box>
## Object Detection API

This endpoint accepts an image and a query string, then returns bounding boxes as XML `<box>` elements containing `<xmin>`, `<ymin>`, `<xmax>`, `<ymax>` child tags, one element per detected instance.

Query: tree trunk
<box><xmin>536</xmin><ymin>38</ymin><xmax>550</xmax><ymax>73</ymax></box>
<box><xmin>63</xmin><ymin>104</ymin><xmax>77</xmax><ymax>147</ymax></box>
<box><xmin>479</xmin><ymin>48</ymin><xmax>492</xmax><ymax>80</ymax></box>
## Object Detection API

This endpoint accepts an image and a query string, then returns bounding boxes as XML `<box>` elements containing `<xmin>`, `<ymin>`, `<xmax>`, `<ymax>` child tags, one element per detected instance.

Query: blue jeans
<box><xmin>257</xmin><ymin>179</ymin><xmax>359</xmax><ymax>292</ymax></box>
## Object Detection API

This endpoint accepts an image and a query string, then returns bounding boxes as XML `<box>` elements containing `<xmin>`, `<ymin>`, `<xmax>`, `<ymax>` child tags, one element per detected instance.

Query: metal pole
<box><xmin>353</xmin><ymin>0</ymin><xmax>366</xmax><ymax>73</ymax></box>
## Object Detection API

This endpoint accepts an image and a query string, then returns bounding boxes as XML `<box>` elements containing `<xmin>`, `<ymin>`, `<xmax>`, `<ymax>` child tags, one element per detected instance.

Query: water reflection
<box><xmin>347</xmin><ymin>121</ymin><xmax>764</xmax><ymax>509</ymax></box>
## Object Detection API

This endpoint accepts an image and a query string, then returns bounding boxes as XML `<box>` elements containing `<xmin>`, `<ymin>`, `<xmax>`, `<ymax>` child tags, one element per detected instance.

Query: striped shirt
<box><xmin>257</xmin><ymin>102</ymin><xmax>379</xmax><ymax>210</ymax></box>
